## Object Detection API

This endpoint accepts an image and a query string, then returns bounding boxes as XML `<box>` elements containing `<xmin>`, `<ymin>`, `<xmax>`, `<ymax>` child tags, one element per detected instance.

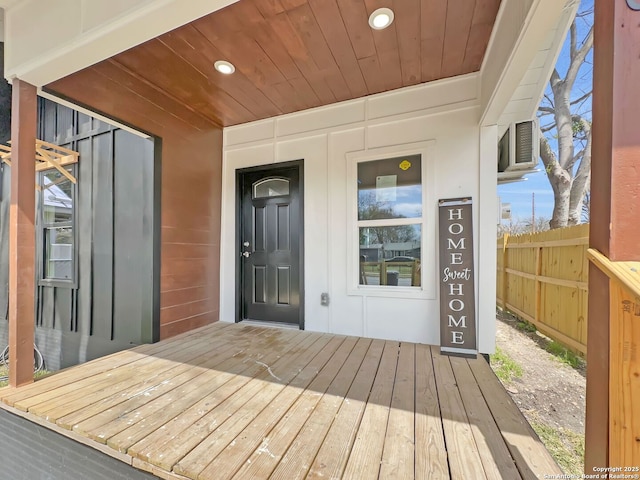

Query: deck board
<box><xmin>88</xmin><ymin>326</ymin><xmax>286</xmax><ymax>443</ymax></box>
<box><xmin>0</xmin><ymin>322</ymin><xmax>562</xmax><ymax>480</ymax></box>
<box><xmin>414</xmin><ymin>343</ymin><xmax>449</xmax><ymax>479</ymax></box>
<box><xmin>341</xmin><ymin>340</ymin><xmax>398</xmax><ymax>479</ymax></box>
<box><xmin>450</xmin><ymin>356</ymin><xmax>522</xmax><ymax>480</ymax></box>
<box><xmin>431</xmin><ymin>348</ymin><xmax>488</xmax><ymax>480</ymax></box>
<box><xmin>274</xmin><ymin>338</ymin><xmax>385</xmax><ymax>480</ymax></box>
<box><xmin>229</xmin><ymin>337</ymin><xmax>372</xmax><ymax>480</ymax></box>
<box><xmin>379</xmin><ymin>342</ymin><xmax>415</xmax><ymax>479</ymax></box>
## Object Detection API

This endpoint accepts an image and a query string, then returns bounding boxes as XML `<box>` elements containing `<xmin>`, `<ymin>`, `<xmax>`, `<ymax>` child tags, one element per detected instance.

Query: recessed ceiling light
<box><xmin>369</xmin><ymin>8</ymin><xmax>394</xmax><ymax>30</ymax></box>
<box><xmin>214</xmin><ymin>60</ymin><xmax>235</xmax><ymax>75</ymax></box>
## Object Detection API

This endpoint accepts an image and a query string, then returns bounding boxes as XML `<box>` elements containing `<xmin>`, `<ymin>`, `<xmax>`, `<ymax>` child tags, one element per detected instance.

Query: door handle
<box><xmin>242</xmin><ymin>251</ymin><xmax>251</xmax><ymax>258</ymax></box>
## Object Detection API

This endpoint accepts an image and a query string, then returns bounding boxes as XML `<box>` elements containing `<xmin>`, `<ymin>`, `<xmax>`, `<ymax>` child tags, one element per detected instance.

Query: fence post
<box><xmin>535</xmin><ymin>246</ymin><xmax>542</xmax><ymax>325</ymax></box>
<box><xmin>502</xmin><ymin>234</ymin><xmax>509</xmax><ymax>309</ymax></box>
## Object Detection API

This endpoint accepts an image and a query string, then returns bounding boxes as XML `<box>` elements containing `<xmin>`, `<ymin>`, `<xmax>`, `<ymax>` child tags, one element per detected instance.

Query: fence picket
<box><xmin>496</xmin><ymin>224</ymin><xmax>589</xmax><ymax>355</ymax></box>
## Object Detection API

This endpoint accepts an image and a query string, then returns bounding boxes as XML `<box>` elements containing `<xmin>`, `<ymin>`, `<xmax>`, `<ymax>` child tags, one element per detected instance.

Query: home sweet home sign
<box><xmin>438</xmin><ymin>198</ymin><xmax>477</xmax><ymax>356</ymax></box>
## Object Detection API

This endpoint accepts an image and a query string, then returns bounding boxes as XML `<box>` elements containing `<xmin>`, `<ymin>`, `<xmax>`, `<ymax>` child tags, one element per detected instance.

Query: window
<box><xmin>357</xmin><ymin>154</ymin><xmax>422</xmax><ymax>288</ymax></box>
<box><xmin>39</xmin><ymin>167</ymin><xmax>76</xmax><ymax>284</ymax></box>
<box><xmin>253</xmin><ymin>178</ymin><xmax>290</xmax><ymax>198</ymax></box>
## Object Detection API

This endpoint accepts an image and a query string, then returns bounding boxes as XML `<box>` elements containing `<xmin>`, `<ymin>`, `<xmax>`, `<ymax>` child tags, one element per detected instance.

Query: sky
<box><xmin>497</xmin><ymin>0</ymin><xmax>593</xmax><ymax>227</ymax></box>
<box><xmin>498</xmin><ymin>166</ymin><xmax>555</xmax><ymax>223</ymax></box>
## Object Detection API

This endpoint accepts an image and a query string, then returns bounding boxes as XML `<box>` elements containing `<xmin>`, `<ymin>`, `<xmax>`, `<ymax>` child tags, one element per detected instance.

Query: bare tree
<box><xmin>538</xmin><ymin>6</ymin><xmax>593</xmax><ymax>229</ymax></box>
<box><xmin>499</xmin><ymin>216</ymin><xmax>552</xmax><ymax>237</ymax></box>
<box><xmin>581</xmin><ymin>190</ymin><xmax>590</xmax><ymax>223</ymax></box>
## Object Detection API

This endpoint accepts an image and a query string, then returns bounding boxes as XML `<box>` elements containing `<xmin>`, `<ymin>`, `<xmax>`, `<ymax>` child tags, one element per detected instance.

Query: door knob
<box><xmin>242</xmin><ymin>251</ymin><xmax>251</xmax><ymax>258</ymax></box>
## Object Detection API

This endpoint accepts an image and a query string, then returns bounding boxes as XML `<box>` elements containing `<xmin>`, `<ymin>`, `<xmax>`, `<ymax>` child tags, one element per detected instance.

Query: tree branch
<box><xmin>570</xmin><ymin>22</ymin><xmax>577</xmax><ymax>61</ymax></box>
<box><xmin>550</xmin><ymin>69</ymin><xmax>562</xmax><ymax>89</ymax></box>
<box><xmin>566</xmin><ymin>26</ymin><xmax>593</xmax><ymax>90</ymax></box>
<box><xmin>570</xmin><ymin>91</ymin><xmax>592</xmax><ymax>106</ymax></box>
<box><xmin>568</xmin><ymin>119</ymin><xmax>592</xmax><ymax>224</ymax></box>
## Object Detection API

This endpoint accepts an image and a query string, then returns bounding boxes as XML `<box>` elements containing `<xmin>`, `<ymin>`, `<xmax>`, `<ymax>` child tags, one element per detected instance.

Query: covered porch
<box><xmin>0</xmin><ymin>322</ymin><xmax>560</xmax><ymax>479</ymax></box>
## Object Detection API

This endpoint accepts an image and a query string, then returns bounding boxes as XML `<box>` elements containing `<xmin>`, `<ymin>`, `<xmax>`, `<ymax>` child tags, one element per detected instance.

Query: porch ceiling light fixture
<box><xmin>214</xmin><ymin>60</ymin><xmax>235</xmax><ymax>75</ymax></box>
<box><xmin>369</xmin><ymin>7</ymin><xmax>394</xmax><ymax>30</ymax></box>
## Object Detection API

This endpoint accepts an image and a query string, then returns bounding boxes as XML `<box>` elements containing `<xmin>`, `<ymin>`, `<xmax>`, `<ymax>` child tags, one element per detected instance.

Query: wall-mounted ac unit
<box><xmin>497</xmin><ymin>119</ymin><xmax>539</xmax><ymax>173</ymax></box>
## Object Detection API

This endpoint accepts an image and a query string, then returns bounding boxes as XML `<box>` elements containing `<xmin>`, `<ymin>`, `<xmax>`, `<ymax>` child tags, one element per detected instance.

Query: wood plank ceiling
<box><xmin>47</xmin><ymin>0</ymin><xmax>501</xmax><ymax>128</ymax></box>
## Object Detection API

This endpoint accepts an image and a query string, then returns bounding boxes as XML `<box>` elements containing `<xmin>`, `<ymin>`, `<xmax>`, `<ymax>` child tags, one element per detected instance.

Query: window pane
<box><xmin>253</xmin><ymin>178</ymin><xmax>290</xmax><ymax>198</ymax></box>
<box><xmin>44</xmin><ymin>227</ymin><xmax>73</xmax><ymax>280</ymax></box>
<box><xmin>358</xmin><ymin>154</ymin><xmax>422</xmax><ymax>220</ymax></box>
<box><xmin>42</xmin><ymin>169</ymin><xmax>74</xmax><ymax>223</ymax></box>
<box><xmin>359</xmin><ymin>225</ymin><xmax>421</xmax><ymax>287</ymax></box>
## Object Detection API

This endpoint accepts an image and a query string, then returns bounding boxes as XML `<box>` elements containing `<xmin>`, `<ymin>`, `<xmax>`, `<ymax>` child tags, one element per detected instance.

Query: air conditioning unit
<box><xmin>497</xmin><ymin>119</ymin><xmax>539</xmax><ymax>172</ymax></box>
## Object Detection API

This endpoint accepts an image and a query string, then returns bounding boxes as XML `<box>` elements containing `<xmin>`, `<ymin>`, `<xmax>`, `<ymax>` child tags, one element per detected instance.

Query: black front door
<box><xmin>238</xmin><ymin>162</ymin><xmax>303</xmax><ymax>326</ymax></box>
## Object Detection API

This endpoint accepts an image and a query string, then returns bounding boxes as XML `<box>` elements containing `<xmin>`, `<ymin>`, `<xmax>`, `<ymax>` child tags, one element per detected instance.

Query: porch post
<box><xmin>585</xmin><ymin>0</ymin><xmax>640</xmax><ymax>472</ymax></box>
<box><xmin>8</xmin><ymin>79</ymin><xmax>37</xmax><ymax>387</ymax></box>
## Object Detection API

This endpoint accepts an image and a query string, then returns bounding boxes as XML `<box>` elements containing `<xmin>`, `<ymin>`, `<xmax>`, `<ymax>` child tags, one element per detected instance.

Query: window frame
<box><xmin>346</xmin><ymin>142</ymin><xmax>436</xmax><ymax>299</ymax></box>
<box><xmin>252</xmin><ymin>176</ymin><xmax>290</xmax><ymax>199</ymax></box>
<box><xmin>37</xmin><ymin>165</ymin><xmax>78</xmax><ymax>288</ymax></box>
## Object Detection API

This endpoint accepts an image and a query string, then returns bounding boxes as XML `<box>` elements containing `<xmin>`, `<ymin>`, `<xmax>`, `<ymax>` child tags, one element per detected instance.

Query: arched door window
<box><xmin>252</xmin><ymin>177</ymin><xmax>290</xmax><ymax>199</ymax></box>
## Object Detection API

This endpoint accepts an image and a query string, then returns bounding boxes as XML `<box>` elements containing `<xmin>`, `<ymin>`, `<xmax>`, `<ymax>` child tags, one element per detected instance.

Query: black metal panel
<box><xmin>0</xmin><ymin>409</ymin><xmax>159</xmax><ymax>480</ymax></box>
<box><xmin>75</xmin><ymin>135</ymin><xmax>94</xmax><ymax>341</ymax></box>
<box><xmin>0</xmin><ymin>98</ymin><xmax>158</xmax><ymax>370</ymax></box>
<box><xmin>91</xmin><ymin>130</ymin><xmax>115</xmax><ymax>341</ymax></box>
<box><xmin>113</xmin><ymin>129</ymin><xmax>151</xmax><ymax>345</ymax></box>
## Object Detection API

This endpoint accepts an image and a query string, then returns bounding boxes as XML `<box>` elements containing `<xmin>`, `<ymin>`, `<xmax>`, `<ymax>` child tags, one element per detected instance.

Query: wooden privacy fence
<box><xmin>587</xmin><ymin>249</ymin><xmax>640</xmax><ymax>467</ymax></box>
<box><xmin>497</xmin><ymin>224</ymin><xmax>589</xmax><ymax>355</ymax></box>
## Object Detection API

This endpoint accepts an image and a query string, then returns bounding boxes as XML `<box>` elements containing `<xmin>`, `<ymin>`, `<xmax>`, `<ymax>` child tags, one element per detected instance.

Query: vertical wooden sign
<box><xmin>439</xmin><ymin>198</ymin><xmax>477</xmax><ymax>356</ymax></box>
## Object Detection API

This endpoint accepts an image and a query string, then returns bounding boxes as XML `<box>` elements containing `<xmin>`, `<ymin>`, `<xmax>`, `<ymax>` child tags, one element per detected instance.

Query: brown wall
<box><xmin>47</xmin><ymin>65</ymin><xmax>223</xmax><ymax>339</ymax></box>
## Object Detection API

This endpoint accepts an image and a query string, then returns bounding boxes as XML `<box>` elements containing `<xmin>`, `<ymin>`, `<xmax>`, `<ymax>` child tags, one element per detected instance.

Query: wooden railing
<box><xmin>587</xmin><ymin>248</ymin><xmax>640</xmax><ymax>468</ymax></box>
<box><xmin>497</xmin><ymin>224</ymin><xmax>589</xmax><ymax>355</ymax></box>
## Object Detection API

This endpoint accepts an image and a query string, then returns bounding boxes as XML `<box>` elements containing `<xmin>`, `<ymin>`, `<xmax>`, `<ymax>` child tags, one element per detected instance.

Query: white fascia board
<box><xmin>480</xmin><ymin>0</ymin><xmax>577</xmax><ymax>126</ymax></box>
<box><xmin>4</xmin><ymin>0</ymin><xmax>239</xmax><ymax>86</ymax></box>
<box><xmin>38</xmin><ymin>89</ymin><xmax>151</xmax><ymax>139</ymax></box>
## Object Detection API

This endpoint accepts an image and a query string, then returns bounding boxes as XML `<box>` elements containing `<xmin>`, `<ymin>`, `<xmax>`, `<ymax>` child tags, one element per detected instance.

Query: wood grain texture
<box><xmin>45</xmin><ymin>0</ymin><xmax>499</xmax><ymax>128</ymax></box>
<box><xmin>0</xmin><ymin>323</ymin><xmax>561</xmax><ymax>480</ymax></box>
<box><xmin>432</xmin><ymin>350</ymin><xmax>487</xmax><ymax>479</ymax></box>
<box><xmin>8</xmin><ymin>79</ymin><xmax>37</xmax><ymax>387</ymax></box>
<box><xmin>469</xmin><ymin>354</ymin><xmax>563</xmax><ymax>478</ymax></box>
<box><xmin>608</xmin><ymin>282</ymin><xmax>640</xmax><ymax>469</ymax></box>
<box><xmin>48</xmin><ymin>64</ymin><xmax>223</xmax><ymax>340</ymax></box>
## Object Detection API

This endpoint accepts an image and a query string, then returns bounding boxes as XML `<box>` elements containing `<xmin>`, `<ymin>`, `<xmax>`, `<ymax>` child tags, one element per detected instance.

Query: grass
<box><xmin>545</xmin><ymin>341</ymin><xmax>584</xmax><ymax>369</ymax></box>
<box><xmin>0</xmin><ymin>365</ymin><xmax>49</xmax><ymax>388</ymax></box>
<box><xmin>515</xmin><ymin>320</ymin><xmax>537</xmax><ymax>333</ymax></box>
<box><xmin>530</xmin><ymin>420</ymin><xmax>585</xmax><ymax>476</ymax></box>
<box><xmin>490</xmin><ymin>346</ymin><xmax>523</xmax><ymax>383</ymax></box>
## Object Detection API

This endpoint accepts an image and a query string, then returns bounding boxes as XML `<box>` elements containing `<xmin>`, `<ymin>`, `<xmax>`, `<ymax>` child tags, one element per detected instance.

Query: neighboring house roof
<box><xmin>42</xmin><ymin>176</ymin><xmax>72</xmax><ymax>211</ymax></box>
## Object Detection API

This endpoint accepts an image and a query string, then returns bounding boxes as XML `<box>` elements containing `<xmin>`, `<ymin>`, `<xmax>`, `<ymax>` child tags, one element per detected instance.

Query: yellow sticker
<box><xmin>399</xmin><ymin>160</ymin><xmax>412</xmax><ymax>171</ymax></box>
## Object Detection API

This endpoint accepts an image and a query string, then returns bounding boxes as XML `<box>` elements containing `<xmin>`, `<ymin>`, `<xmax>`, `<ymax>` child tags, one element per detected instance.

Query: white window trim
<box><xmin>346</xmin><ymin>141</ymin><xmax>436</xmax><ymax>299</ymax></box>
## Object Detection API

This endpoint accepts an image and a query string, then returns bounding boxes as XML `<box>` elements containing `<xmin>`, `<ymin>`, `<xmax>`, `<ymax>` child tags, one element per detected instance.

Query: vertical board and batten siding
<box><xmin>497</xmin><ymin>224</ymin><xmax>589</xmax><ymax>355</ymax></box>
<box><xmin>221</xmin><ymin>74</ymin><xmax>498</xmax><ymax>353</ymax></box>
<box><xmin>0</xmin><ymin>99</ymin><xmax>156</xmax><ymax>370</ymax></box>
<box><xmin>0</xmin><ymin>409</ymin><xmax>158</xmax><ymax>480</ymax></box>
<box><xmin>47</xmin><ymin>63</ymin><xmax>224</xmax><ymax>340</ymax></box>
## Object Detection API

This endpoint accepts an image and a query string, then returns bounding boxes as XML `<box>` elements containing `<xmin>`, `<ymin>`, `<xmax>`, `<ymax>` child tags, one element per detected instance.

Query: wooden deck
<box><xmin>0</xmin><ymin>323</ymin><xmax>562</xmax><ymax>479</ymax></box>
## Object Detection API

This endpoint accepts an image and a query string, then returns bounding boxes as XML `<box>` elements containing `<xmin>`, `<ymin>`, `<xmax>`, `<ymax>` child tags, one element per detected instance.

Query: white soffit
<box><xmin>3</xmin><ymin>0</ymin><xmax>239</xmax><ymax>86</ymax></box>
<box><xmin>497</xmin><ymin>1</ymin><xmax>579</xmax><ymax>135</ymax></box>
<box><xmin>480</xmin><ymin>0</ymin><xmax>578</xmax><ymax>127</ymax></box>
